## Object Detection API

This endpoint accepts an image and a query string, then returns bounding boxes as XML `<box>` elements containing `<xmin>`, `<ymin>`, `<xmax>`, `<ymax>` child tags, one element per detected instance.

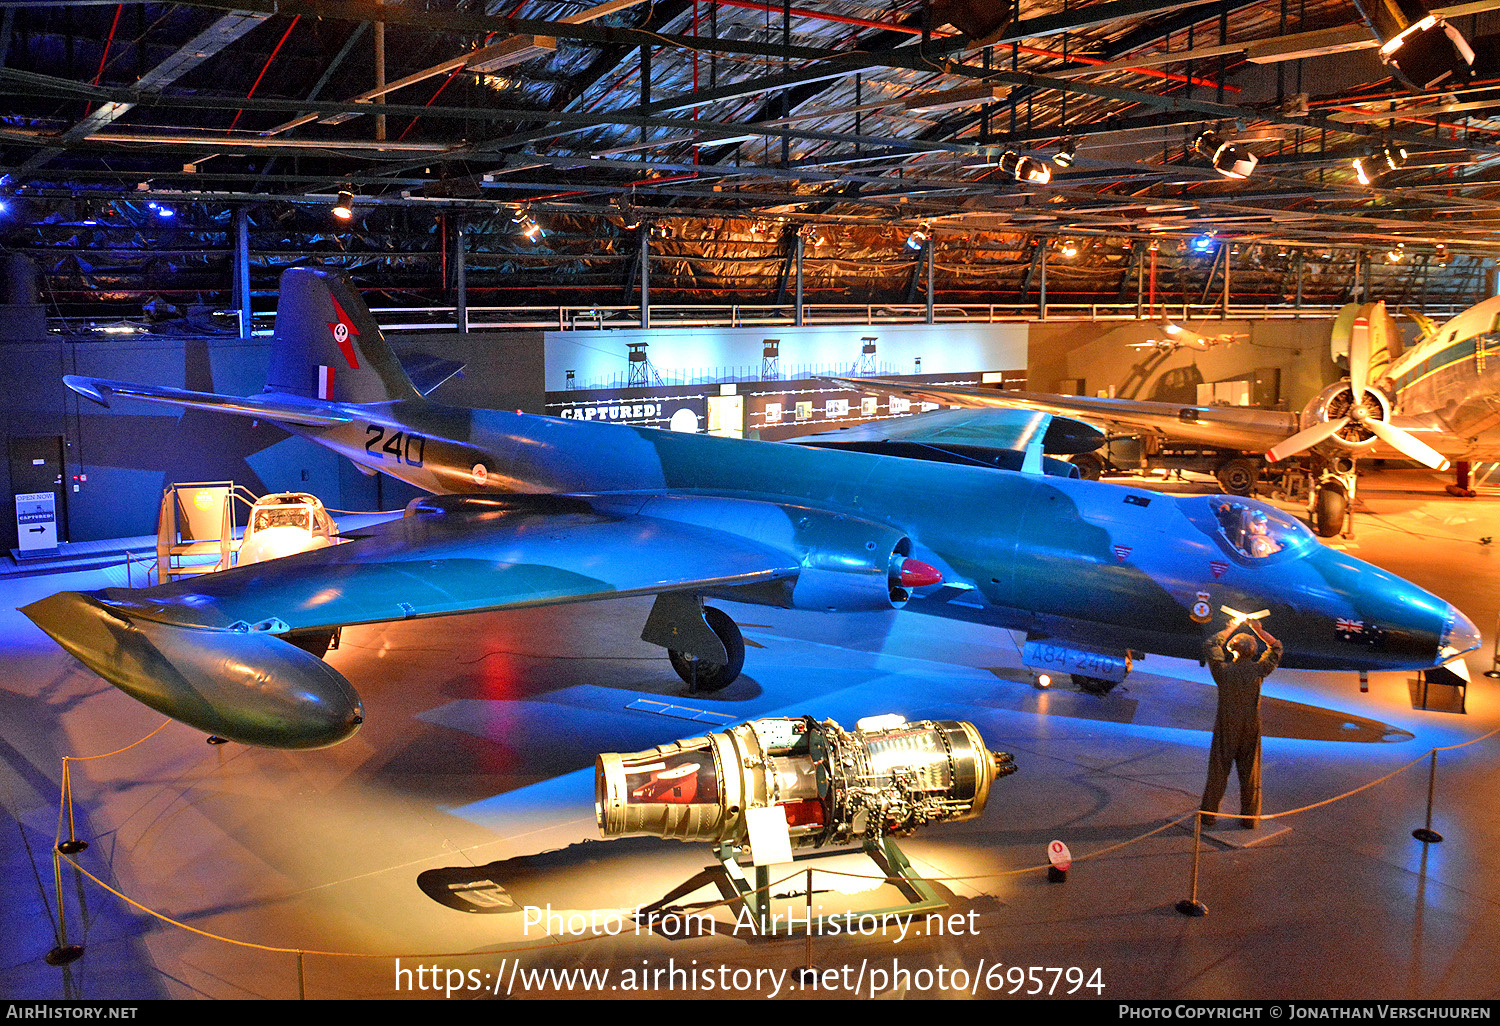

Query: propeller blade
<box><xmin>1365</xmin><ymin>418</ymin><xmax>1451</xmax><ymax>470</ymax></box>
<box><xmin>1349</xmin><ymin>314</ymin><xmax>1370</xmax><ymax>401</ymax></box>
<box><xmin>1266</xmin><ymin>418</ymin><xmax>1349</xmax><ymax>462</ymax></box>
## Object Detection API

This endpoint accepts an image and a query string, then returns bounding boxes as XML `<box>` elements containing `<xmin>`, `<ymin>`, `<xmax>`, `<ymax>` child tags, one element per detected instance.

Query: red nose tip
<box><xmin>898</xmin><ymin>558</ymin><xmax>943</xmax><ymax>588</ymax></box>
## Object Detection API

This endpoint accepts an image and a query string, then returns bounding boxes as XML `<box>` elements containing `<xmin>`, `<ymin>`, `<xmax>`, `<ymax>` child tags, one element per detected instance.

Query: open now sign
<box><xmin>15</xmin><ymin>491</ymin><xmax>58</xmax><ymax>552</ymax></box>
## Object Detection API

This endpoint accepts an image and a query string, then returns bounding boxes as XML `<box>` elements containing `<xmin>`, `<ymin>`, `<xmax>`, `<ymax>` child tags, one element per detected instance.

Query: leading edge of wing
<box><xmin>824</xmin><ymin>376</ymin><xmax>1299</xmax><ymax>446</ymax></box>
<box><xmin>26</xmin><ymin>495</ymin><xmax>802</xmax><ymax>637</ymax></box>
<box><xmin>63</xmin><ymin>375</ymin><xmax>351</xmax><ymax>428</ymax></box>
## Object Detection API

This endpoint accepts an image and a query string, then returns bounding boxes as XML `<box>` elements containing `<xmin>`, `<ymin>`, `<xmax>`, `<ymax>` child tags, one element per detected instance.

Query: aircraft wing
<box><xmin>824</xmin><ymin>376</ymin><xmax>1300</xmax><ymax>453</ymax></box>
<box><xmin>32</xmin><ymin>496</ymin><xmax>799</xmax><ymax>634</ymax></box>
<box><xmin>22</xmin><ymin>494</ymin><xmax>802</xmax><ymax>748</ymax></box>
<box><xmin>63</xmin><ymin>374</ymin><xmax>351</xmax><ymax>428</ymax></box>
<box><xmin>786</xmin><ymin>405</ymin><xmax>1105</xmax><ymax>454</ymax></box>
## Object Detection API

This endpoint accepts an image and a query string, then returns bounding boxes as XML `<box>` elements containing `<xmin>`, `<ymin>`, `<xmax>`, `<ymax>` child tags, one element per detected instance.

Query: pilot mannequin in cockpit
<box><xmin>1201</xmin><ymin>617</ymin><xmax>1282</xmax><ymax>829</ymax></box>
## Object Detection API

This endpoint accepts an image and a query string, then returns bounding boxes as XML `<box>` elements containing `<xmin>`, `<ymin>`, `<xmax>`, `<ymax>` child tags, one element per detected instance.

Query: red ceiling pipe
<box><xmin>227</xmin><ymin>15</ymin><xmax>301</xmax><ymax>134</ymax></box>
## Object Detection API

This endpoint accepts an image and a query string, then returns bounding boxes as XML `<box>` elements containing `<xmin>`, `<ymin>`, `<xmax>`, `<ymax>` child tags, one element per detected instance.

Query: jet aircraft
<box><xmin>829</xmin><ymin>298</ymin><xmax>1500</xmax><ymax>537</ymax></box>
<box><xmin>21</xmin><ymin>269</ymin><xmax>1481</xmax><ymax>749</ymax></box>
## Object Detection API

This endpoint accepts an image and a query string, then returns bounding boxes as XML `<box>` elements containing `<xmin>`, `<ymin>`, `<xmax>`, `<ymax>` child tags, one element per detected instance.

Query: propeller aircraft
<box><xmin>1128</xmin><ymin>321</ymin><xmax>1248</xmax><ymax>353</ymax></box>
<box><xmin>831</xmin><ymin>297</ymin><xmax>1500</xmax><ymax>537</ymax></box>
<box><xmin>19</xmin><ymin>268</ymin><xmax>1481</xmax><ymax>749</ymax></box>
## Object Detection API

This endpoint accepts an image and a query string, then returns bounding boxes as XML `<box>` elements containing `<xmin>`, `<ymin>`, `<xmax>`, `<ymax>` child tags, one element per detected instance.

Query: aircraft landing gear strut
<box><xmin>1309</xmin><ymin>459</ymin><xmax>1357</xmax><ymax>539</ymax></box>
<box><xmin>642</xmin><ymin>592</ymin><xmax>745</xmax><ymax>692</ymax></box>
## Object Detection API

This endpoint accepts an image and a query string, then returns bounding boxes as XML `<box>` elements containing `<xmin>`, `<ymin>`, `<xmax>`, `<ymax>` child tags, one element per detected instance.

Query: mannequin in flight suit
<box><xmin>1201</xmin><ymin>618</ymin><xmax>1282</xmax><ymax>829</ymax></box>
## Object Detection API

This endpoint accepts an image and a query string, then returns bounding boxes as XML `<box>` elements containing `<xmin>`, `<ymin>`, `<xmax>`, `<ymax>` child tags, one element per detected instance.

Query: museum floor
<box><xmin>1</xmin><ymin>466</ymin><xmax>1497</xmax><ymax>1001</ymax></box>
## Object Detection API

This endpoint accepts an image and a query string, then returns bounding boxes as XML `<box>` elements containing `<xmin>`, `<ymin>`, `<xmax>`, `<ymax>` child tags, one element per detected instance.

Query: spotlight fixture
<box><xmin>511</xmin><ymin>208</ymin><xmax>545</xmax><ymax>242</ymax></box>
<box><xmin>331</xmin><ymin>189</ymin><xmax>355</xmax><ymax>221</ymax></box>
<box><xmin>147</xmin><ymin>201</ymin><xmax>175</xmax><ymax>219</ymax></box>
<box><xmin>798</xmin><ymin>225</ymin><xmax>827</xmax><ymax>247</ymax></box>
<box><xmin>611</xmin><ymin>195</ymin><xmax>642</xmax><ymax>230</ymax></box>
<box><xmin>1052</xmin><ymin>136</ymin><xmax>1079</xmax><ymax>168</ymax></box>
<box><xmin>1387</xmin><ymin>242</ymin><xmax>1407</xmax><ymax>263</ymax></box>
<box><xmin>1058</xmin><ymin>239</ymin><xmax>1079</xmax><ymax>258</ymax></box>
<box><xmin>1352</xmin><ymin>155</ymin><xmax>1374</xmax><ymax>186</ymax></box>
<box><xmin>998</xmin><ymin>150</ymin><xmax>1053</xmax><ymax>185</ymax></box>
<box><xmin>1192</xmin><ymin>130</ymin><xmax>1258</xmax><ymax>179</ymax></box>
<box><xmin>1372</xmin><ymin>10</ymin><xmax>1476</xmax><ymax>90</ymax></box>
<box><xmin>1379</xmin><ymin>141</ymin><xmax>1409</xmax><ymax>171</ymax></box>
<box><xmin>905</xmin><ymin>228</ymin><xmax>930</xmax><ymax>251</ymax></box>
<box><xmin>1191</xmin><ymin>232</ymin><xmax>1217</xmax><ymax>254</ymax></box>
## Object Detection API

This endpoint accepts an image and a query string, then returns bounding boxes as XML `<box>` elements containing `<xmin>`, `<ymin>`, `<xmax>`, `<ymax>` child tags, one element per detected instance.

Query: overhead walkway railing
<box><xmin>51</xmin><ymin>300</ymin><xmax>1475</xmax><ymax>337</ymax></box>
<box><xmin>359</xmin><ymin>300</ymin><xmax>1470</xmax><ymax>333</ymax></box>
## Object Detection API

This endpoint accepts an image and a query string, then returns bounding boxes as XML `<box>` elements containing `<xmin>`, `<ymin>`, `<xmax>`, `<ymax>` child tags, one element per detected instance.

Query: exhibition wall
<box><xmin>0</xmin><ymin>330</ymin><xmax>546</xmax><ymax>551</ymax></box>
<box><xmin>1025</xmin><ymin>318</ymin><xmax>1343</xmax><ymax>409</ymax></box>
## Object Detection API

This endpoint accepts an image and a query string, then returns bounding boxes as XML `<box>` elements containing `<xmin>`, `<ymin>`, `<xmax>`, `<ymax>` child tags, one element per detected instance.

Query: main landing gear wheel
<box><xmin>1215</xmin><ymin>459</ymin><xmax>1259</xmax><ymax>496</ymax></box>
<box><xmin>1072</xmin><ymin>674</ymin><xmax>1118</xmax><ymax>696</ymax></box>
<box><xmin>1314</xmin><ymin>486</ymin><xmax>1347</xmax><ymax>538</ymax></box>
<box><xmin>1069</xmin><ymin>452</ymin><xmax>1106</xmax><ymax>481</ymax></box>
<box><xmin>667</xmin><ymin>606</ymin><xmax>744</xmax><ymax>692</ymax></box>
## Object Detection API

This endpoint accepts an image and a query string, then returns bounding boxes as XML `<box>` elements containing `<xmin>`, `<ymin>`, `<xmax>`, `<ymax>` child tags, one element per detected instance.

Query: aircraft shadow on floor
<box><xmin>975</xmin><ymin>672</ymin><xmax>1413</xmax><ymax>743</ymax></box>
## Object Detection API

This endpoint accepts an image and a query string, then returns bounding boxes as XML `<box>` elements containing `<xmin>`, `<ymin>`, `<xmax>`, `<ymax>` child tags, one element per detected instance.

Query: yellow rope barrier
<box><xmin>46</xmin><ymin>709</ymin><xmax>1500</xmax><ymax>977</ymax></box>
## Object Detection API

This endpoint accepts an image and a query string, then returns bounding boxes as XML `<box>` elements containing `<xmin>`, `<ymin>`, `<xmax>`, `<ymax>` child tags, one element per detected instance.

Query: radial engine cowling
<box><xmin>1301</xmin><ymin>380</ymin><xmax>1393</xmax><ymax>453</ymax></box>
<box><xmin>596</xmin><ymin>716</ymin><xmax>1015</xmax><ymax>855</ymax></box>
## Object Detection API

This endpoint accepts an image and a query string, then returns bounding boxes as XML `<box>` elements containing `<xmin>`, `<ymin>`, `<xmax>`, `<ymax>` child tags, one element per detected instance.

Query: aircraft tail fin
<box><xmin>1399</xmin><ymin>306</ymin><xmax>1440</xmax><ymax>345</ymax></box>
<box><xmin>265</xmin><ymin>266</ymin><xmax>420</xmax><ymax>404</ymax></box>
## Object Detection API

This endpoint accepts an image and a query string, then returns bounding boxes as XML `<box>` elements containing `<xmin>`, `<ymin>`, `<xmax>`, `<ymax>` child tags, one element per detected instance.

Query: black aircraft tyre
<box><xmin>1073</xmin><ymin>674</ymin><xmax>1118</xmax><ymax>696</ymax></box>
<box><xmin>667</xmin><ymin>606</ymin><xmax>745</xmax><ymax>691</ymax></box>
<box><xmin>1070</xmin><ymin>451</ymin><xmax>1106</xmax><ymax>481</ymax></box>
<box><xmin>1215</xmin><ymin>458</ymin><xmax>1259</xmax><ymax>496</ymax></box>
<box><xmin>1314</xmin><ymin>485</ymin><xmax>1347</xmax><ymax>538</ymax></box>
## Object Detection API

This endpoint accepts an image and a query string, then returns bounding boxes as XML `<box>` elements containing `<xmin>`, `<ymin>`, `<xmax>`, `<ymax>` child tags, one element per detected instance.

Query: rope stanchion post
<box><xmin>1175</xmin><ymin>811</ymin><xmax>1209</xmax><ymax>917</ymax></box>
<box><xmin>1412</xmin><ymin>749</ymin><xmax>1445</xmax><ymax>843</ymax></box>
<box><xmin>796</xmin><ymin>867</ymin><xmax>817</xmax><ymax>985</ymax></box>
<box><xmin>1485</xmin><ymin>611</ymin><xmax>1500</xmax><ymax>678</ymax></box>
<box><xmin>56</xmin><ymin>759</ymin><xmax>88</xmax><ymax>855</ymax></box>
<box><xmin>45</xmin><ymin>847</ymin><xmax>84</xmax><ymax>966</ymax></box>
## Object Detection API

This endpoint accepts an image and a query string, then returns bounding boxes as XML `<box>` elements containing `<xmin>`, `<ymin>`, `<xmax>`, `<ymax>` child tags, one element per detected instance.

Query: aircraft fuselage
<box><xmin>299</xmin><ymin>399</ymin><xmax>1475</xmax><ymax>673</ymax></box>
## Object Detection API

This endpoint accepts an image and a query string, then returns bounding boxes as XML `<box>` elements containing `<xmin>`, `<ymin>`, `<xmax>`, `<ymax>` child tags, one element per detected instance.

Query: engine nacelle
<box><xmin>618</xmin><ymin>495</ymin><xmax>939</xmax><ymax>612</ymax></box>
<box><xmin>1300</xmin><ymin>380</ymin><xmax>1393</xmax><ymax>453</ymax></box>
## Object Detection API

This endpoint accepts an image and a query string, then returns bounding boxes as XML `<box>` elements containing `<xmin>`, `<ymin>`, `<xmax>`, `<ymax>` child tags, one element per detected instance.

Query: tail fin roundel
<box><xmin>264</xmin><ymin>267</ymin><xmax>418</xmax><ymax>404</ymax></box>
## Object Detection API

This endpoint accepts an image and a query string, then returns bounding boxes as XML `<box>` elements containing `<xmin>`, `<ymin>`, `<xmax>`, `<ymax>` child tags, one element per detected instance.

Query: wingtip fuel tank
<box><xmin>22</xmin><ymin>591</ymin><xmax>364</xmax><ymax>750</ymax></box>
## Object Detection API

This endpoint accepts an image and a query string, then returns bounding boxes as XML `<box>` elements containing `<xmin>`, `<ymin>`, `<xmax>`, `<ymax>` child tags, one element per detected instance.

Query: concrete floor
<box><xmin>1</xmin><ymin>465</ymin><xmax>1498</xmax><ymax>1000</ymax></box>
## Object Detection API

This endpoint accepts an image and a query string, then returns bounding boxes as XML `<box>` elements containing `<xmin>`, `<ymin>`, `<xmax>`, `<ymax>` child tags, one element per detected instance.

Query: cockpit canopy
<box><xmin>1181</xmin><ymin>495</ymin><xmax>1315</xmax><ymax>562</ymax></box>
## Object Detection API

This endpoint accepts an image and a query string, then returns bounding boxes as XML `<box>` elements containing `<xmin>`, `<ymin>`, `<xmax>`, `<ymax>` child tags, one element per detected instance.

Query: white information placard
<box><xmin>16</xmin><ymin>492</ymin><xmax>58</xmax><ymax>552</ymax></box>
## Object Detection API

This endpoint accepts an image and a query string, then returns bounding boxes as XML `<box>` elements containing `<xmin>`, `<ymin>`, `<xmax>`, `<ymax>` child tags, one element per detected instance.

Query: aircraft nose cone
<box><xmin>1441</xmin><ymin>607</ymin><xmax>1482</xmax><ymax>660</ymax></box>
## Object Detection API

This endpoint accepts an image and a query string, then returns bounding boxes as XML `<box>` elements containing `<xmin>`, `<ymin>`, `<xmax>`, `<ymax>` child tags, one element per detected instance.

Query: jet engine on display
<box><xmin>596</xmin><ymin>716</ymin><xmax>1015</xmax><ymax>856</ymax></box>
